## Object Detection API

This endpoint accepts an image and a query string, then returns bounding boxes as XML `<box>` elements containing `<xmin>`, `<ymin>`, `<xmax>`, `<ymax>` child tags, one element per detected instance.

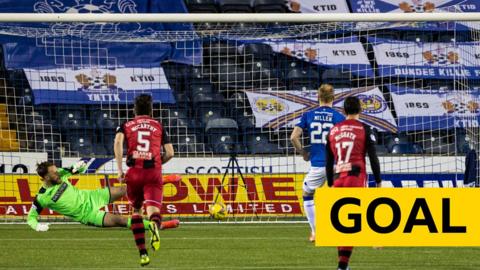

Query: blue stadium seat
<box><xmin>91</xmin><ymin>110</ymin><xmax>118</xmax><ymax>129</ymax></box>
<box><xmin>193</xmin><ymin>93</ymin><xmax>226</xmax><ymax>126</ymax></box>
<box><xmin>386</xmin><ymin>135</ymin><xmax>409</xmax><ymax>152</ymax></box>
<box><xmin>205</xmin><ymin>118</ymin><xmax>241</xmax><ymax>154</ymax></box>
<box><xmin>58</xmin><ymin>110</ymin><xmax>84</xmax><ymax>129</ymax></box>
<box><xmin>169</xmin><ymin>108</ymin><xmax>195</xmax><ymax>129</ymax></box>
<box><xmin>207</xmin><ymin>42</ymin><xmax>239</xmax><ymax>60</ymax></box>
<box><xmin>321</xmin><ymin>69</ymin><xmax>352</xmax><ymax>88</ymax></box>
<box><xmin>174</xmin><ymin>92</ymin><xmax>191</xmax><ymax>109</ymax></box>
<box><xmin>390</xmin><ymin>143</ymin><xmax>423</xmax><ymax>154</ymax></box>
<box><xmin>236</xmin><ymin>113</ymin><xmax>256</xmax><ymax>131</ymax></box>
<box><xmin>185</xmin><ymin>0</ymin><xmax>218</xmax><ymax>12</ymax></box>
<box><xmin>239</xmin><ymin>43</ymin><xmax>274</xmax><ymax>60</ymax></box>
<box><xmin>425</xmin><ymin>80</ymin><xmax>452</xmax><ymax>90</ymax></box>
<box><xmin>17</xmin><ymin>95</ymin><xmax>32</xmax><ymax>106</ymax></box>
<box><xmin>245</xmin><ymin>133</ymin><xmax>283</xmax><ymax>154</ymax></box>
<box><xmin>438</xmin><ymin>32</ymin><xmax>470</xmax><ymax>43</ymax></box>
<box><xmin>253</xmin><ymin>0</ymin><xmax>287</xmax><ymax>13</ymax></box>
<box><xmin>190</xmin><ymin>83</ymin><xmax>214</xmax><ymax>98</ymax></box>
<box><xmin>218</xmin><ymin>0</ymin><xmax>252</xmax><ymax>13</ymax></box>
<box><xmin>161</xmin><ymin>62</ymin><xmax>190</xmax><ymax>91</ymax></box>
<box><xmin>286</xmin><ymin>68</ymin><xmax>320</xmax><ymax>90</ymax></box>
<box><xmin>220</xmin><ymin>66</ymin><xmax>253</xmax><ymax>89</ymax></box>
<box><xmin>247</xmin><ymin>60</ymin><xmax>274</xmax><ymax>82</ymax></box>
<box><xmin>175</xmin><ymin>133</ymin><xmax>206</xmax><ymax>153</ymax></box>
<box><xmin>402</xmin><ymin>31</ymin><xmax>434</xmax><ymax>42</ymax></box>
<box><xmin>68</xmin><ymin>135</ymin><xmax>94</xmax><ymax>156</ymax></box>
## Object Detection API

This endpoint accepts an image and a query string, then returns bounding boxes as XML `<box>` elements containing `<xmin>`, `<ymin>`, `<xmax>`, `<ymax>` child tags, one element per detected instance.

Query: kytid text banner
<box><xmin>287</xmin><ymin>0</ymin><xmax>350</xmax><ymax>13</ymax></box>
<box><xmin>264</xmin><ymin>36</ymin><xmax>374</xmax><ymax>77</ymax></box>
<box><xmin>349</xmin><ymin>0</ymin><xmax>480</xmax><ymax>31</ymax></box>
<box><xmin>315</xmin><ymin>188</ymin><xmax>480</xmax><ymax>246</ymax></box>
<box><xmin>244</xmin><ymin>86</ymin><xmax>397</xmax><ymax>132</ymax></box>
<box><xmin>24</xmin><ymin>67</ymin><xmax>175</xmax><ymax>105</ymax></box>
<box><xmin>389</xmin><ymin>85</ymin><xmax>480</xmax><ymax>131</ymax></box>
<box><xmin>373</xmin><ymin>39</ymin><xmax>480</xmax><ymax>79</ymax></box>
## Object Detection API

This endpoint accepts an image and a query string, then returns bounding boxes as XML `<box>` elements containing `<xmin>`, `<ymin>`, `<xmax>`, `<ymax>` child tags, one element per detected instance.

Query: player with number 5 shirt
<box><xmin>114</xmin><ymin>94</ymin><xmax>174</xmax><ymax>266</ymax></box>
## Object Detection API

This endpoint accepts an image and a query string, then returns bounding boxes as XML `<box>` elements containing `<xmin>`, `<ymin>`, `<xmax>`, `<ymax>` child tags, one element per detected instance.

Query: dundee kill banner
<box><xmin>244</xmin><ymin>86</ymin><xmax>397</xmax><ymax>132</ymax></box>
<box><xmin>372</xmin><ymin>39</ymin><xmax>480</xmax><ymax>79</ymax></box>
<box><xmin>349</xmin><ymin>0</ymin><xmax>480</xmax><ymax>30</ymax></box>
<box><xmin>389</xmin><ymin>85</ymin><xmax>480</xmax><ymax>131</ymax></box>
<box><xmin>24</xmin><ymin>67</ymin><xmax>175</xmax><ymax>105</ymax></box>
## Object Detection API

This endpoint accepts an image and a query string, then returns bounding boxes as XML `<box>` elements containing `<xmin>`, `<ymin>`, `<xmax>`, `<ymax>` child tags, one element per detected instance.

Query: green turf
<box><xmin>0</xmin><ymin>223</ymin><xmax>479</xmax><ymax>270</ymax></box>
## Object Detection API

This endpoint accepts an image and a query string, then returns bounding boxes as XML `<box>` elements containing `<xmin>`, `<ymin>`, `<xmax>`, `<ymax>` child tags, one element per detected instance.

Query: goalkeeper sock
<box><xmin>127</xmin><ymin>218</ymin><xmax>150</xmax><ymax>229</ymax></box>
<box><xmin>131</xmin><ymin>214</ymin><xmax>147</xmax><ymax>256</ymax></box>
<box><xmin>303</xmin><ymin>196</ymin><xmax>315</xmax><ymax>234</ymax></box>
<box><xmin>337</xmin><ymin>246</ymin><xmax>353</xmax><ymax>270</ymax></box>
<box><xmin>150</xmin><ymin>212</ymin><xmax>162</xmax><ymax>228</ymax></box>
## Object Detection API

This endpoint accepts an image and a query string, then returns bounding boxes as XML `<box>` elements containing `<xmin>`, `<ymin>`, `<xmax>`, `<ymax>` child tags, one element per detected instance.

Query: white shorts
<box><xmin>303</xmin><ymin>167</ymin><xmax>327</xmax><ymax>194</ymax></box>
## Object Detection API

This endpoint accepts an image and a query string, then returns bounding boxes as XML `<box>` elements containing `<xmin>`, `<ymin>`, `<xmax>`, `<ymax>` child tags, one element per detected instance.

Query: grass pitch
<box><xmin>0</xmin><ymin>223</ymin><xmax>479</xmax><ymax>270</ymax></box>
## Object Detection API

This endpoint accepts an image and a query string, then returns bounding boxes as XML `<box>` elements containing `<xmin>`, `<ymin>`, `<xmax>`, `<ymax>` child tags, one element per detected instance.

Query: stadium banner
<box><xmin>244</xmin><ymin>86</ymin><xmax>397</xmax><ymax>132</ymax></box>
<box><xmin>0</xmin><ymin>0</ymin><xmax>201</xmax><ymax>69</ymax></box>
<box><xmin>0</xmin><ymin>174</ymin><xmax>305</xmax><ymax>217</ymax></box>
<box><xmin>0</xmin><ymin>173</ymin><xmax>467</xmax><ymax>218</ymax></box>
<box><xmin>24</xmin><ymin>67</ymin><xmax>175</xmax><ymax>105</ymax></box>
<box><xmin>315</xmin><ymin>188</ymin><xmax>480</xmax><ymax>246</ymax></box>
<box><xmin>389</xmin><ymin>85</ymin><xmax>480</xmax><ymax>131</ymax></box>
<box><xmin>0</xmin><ymin>152</ymin><xmax>47</xmax><ymax>174</ymax></box>
<box><xmin>287</xmin><ymin>0</ymin><xmax>350</xmax><ymax>13</ymax></box>
<box><xmin>372</xmin><ymin>39</ymin><xmax>480</xmax><ymax>79</ymax></box>
<box><xmin>264</xmin><ymin>36</ymin><xmax>374</xmax><ymax>77</ymax></box>
<box><xmin>349</xmin><ymin>0</ymin><xmax>480</xmax><ymax>31</ymax></box>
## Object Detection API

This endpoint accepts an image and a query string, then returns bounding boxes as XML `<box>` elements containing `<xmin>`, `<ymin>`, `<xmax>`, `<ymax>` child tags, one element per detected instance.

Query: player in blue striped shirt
<box><xmin>290</xmin><ymin>84</ymin><xmax>345</xmax><ymax>242</ymax></box>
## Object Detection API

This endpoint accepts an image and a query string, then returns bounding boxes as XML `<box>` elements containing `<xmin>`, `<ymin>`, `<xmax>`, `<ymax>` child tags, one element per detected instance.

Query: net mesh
<box><xmin>0</xmin><ymin>16</ymin><xmax>478</xmax><ymax>223</ymax></box>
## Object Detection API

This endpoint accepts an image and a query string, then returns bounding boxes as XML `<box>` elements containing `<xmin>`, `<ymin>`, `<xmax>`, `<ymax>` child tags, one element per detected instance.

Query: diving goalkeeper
<box><xmin>27</xmin><ymin>160</ymin><xmax>179</xmax><ymax>232</ymax></box>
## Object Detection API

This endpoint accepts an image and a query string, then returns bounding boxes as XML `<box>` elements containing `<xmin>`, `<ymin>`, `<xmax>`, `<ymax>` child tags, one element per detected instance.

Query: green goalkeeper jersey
<box><xmin>27</xmin><ymin>166</ymin><xmax>90</xmax><ymax>230</ymax></box>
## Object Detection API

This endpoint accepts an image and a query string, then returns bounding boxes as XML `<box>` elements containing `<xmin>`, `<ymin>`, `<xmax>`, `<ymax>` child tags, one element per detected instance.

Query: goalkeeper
<box><xmin>27</xmin><ymin>161</ymin><xmax>179</xmax><ymax>232</ymax></box>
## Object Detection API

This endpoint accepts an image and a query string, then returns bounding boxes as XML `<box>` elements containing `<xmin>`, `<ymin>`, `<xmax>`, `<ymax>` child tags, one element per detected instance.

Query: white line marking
<box><xmin>0</xmin><ymin>237</ymin><xmax>304</xmax><ymax>241</ymax></box>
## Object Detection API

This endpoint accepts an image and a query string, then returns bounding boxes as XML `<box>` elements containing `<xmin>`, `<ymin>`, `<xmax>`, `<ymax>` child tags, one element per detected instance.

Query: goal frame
<box><xmin>0</xmin><ymin>12</ymin><xmax>479</xmax><ymax>23</ymax></box>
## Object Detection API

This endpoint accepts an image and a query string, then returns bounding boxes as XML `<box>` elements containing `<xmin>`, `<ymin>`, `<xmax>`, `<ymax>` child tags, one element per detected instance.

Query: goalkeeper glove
<box><xmin>71</xmin><ymin>160</ymin><xmax>87</xmax><ymax>174</ymax></box>
<box><xmin>36</xmin><ymin>223</ymin><xmax>49</xmax><ymax>232</ymax></box>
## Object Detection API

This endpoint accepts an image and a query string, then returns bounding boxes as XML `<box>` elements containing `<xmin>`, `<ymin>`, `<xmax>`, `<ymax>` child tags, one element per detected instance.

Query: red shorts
<box><xmin>333</xmin><ymin>174</ymin><xmax>367</xmax><ymax>187</ymax></box>
<box><xmin>125</xmin><ymin>167</ymin><xmax>163</xmax><ymax>209</ymax></box>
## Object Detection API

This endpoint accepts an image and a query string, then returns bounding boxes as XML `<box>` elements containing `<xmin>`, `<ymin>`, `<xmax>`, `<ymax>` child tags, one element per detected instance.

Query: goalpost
<box><xmin>0</xmin><ymin>12</ymin><xmax>479</xmax><ymax>223</ymax></box>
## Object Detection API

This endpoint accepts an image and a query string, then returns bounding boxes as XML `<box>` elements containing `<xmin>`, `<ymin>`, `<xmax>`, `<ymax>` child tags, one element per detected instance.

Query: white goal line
<box><xmin>0</xmin><ymin>13</ymin><xmax>479</xmax><ymax>23</ymax></box>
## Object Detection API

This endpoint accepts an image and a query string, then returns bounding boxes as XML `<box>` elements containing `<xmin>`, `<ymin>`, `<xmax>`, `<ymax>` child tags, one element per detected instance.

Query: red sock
<box><xmin>131</xmin><ymin>214</ymin><xmax>147</xmax><ymax>256</ymax></box>
<box><xmin>150</xmin><ymin>212</ymin><xmax>162</xmax><ymax>228</ymax></box>
<box><xmin>338</xmin><ymin>246</ymin><xmax>353</xmax><ymax>269</ymax></box>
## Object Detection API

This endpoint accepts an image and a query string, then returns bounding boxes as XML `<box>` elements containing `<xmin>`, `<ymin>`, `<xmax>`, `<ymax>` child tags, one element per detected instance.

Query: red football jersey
<box><xmin>326</xmin><ymin>119</ymin><xmax>380</xmax><ymax>186</ymax></box>
<box><xmin>117</xmin><ymin>115</ymin><xmax>170</xmax><ymax>169</ymax></box>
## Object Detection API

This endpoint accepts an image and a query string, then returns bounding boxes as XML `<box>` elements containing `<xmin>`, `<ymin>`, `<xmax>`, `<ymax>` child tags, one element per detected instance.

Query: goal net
<box><xmin>0</xmin><ymin>11</ymin><xmax>479</xmax><ymax>223</ymax></box>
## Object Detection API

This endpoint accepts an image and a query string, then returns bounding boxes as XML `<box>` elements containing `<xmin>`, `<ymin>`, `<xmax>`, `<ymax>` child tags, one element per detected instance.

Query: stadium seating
<box><xmin>245</xmin><ymin>132</ymin><xmax>283</xmax><ymax>154</ymax></box>
<box><xmin>184</xmin><ymin>0</ymin><xmax>218</xmax><ymax>13</ymax></box>
<box><xmin>286</xmin><ymin>68</ymin><xmax>320</xmax><ymax>90</ymax></box>
<box><xmin>193</xmin><ymin>92</ymin><xmax>226</xmax><ymax>127</ymax></box>
<box><xmin>321</xmin><ymin>69</ymin><xmax>352</xmax><ymax>88</ymax></box>
<box><xmin>205</xmin><ymin>118</ymin><xmax>241</xmax><ymax>154</ymax></box>
<box><xmin>253</xmin><ymin>0</ymin><xmax>287</xmax><ymax>13</ymax></box>
<box><xmin>218</xmin><ymin>0</ymin><xmax>253</xmax><ymax>13</ymax></box>
<box><xmin>390</xmin><ymin>143</ymin><xmax>423</xmax><ymax>155</ymax></box>
<box><xmin>3</xmin><ymin>6</ymin><xmax>477</xmax><ymax>160</ymax></box>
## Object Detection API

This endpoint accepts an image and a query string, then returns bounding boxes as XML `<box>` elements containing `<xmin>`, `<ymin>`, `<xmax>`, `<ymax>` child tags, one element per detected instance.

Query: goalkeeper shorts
<box><xmin>80</xmin><ymin>188</ymin><xmax>111</xmax><ymax>227</ymax></box>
